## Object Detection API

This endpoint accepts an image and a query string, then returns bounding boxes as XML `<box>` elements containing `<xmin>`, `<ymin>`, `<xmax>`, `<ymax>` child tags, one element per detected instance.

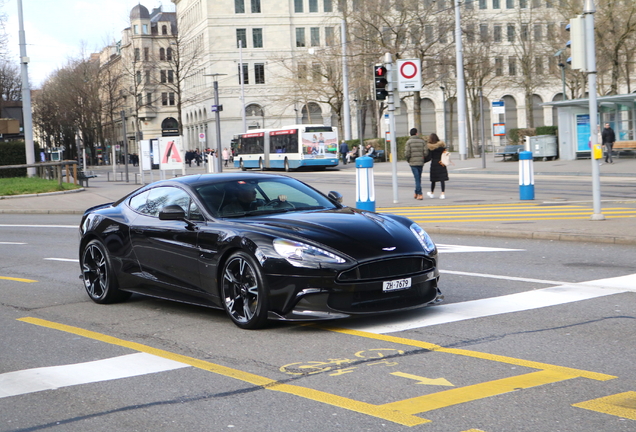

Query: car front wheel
<box><xmin>221</xmin><ymin>251</ymin><xmax>269</xmax><ymax>329</ymax></box>
<box><xmin>81</xmin><ymin>239</ymin><xmax>131</xmax><ymax>304</ymax></box>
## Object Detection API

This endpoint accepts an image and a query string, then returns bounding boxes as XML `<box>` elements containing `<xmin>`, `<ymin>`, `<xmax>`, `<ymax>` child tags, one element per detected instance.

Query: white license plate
<box><xmin>382</xmin><ymin>277</ymin><xmax>412</xmax><ymax>292</ymax></box>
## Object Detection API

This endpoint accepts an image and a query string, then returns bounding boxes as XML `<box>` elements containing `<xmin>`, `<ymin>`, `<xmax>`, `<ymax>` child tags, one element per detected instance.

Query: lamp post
<box><xmin>204</xmin><ymin>73</ymin><xmax>227</xmax><ymax>173</ymax></box>
<box><xmin>440</xmin><ymin>86</ymin><xmax>447</xmax><ymax>144</ymax></box>
<box><xmin>17</xmin><ymin>0</ymin><xmax>35</xmax><ymax>177</ymax></box>
<box><xmin>554</xmin><ymin>49</ymin><xmax>567</xmax><ymax>100</ymax></box>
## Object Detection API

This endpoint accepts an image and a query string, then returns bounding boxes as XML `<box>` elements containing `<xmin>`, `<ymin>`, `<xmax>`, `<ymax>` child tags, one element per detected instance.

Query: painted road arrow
<box><xmin>391</xmin><ymin>372</ymin><xmax>454</xmax><ymax>386</ymax></box>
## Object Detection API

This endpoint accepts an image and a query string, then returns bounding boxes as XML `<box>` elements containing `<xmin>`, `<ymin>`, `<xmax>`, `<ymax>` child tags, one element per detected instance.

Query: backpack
<box><xmin>440</xmin><ymin>150</ymin><xmax>452</xmax><ymax>167</ymax></box>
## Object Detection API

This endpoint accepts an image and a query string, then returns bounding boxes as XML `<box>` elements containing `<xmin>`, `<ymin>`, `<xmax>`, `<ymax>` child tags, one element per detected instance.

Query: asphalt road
<box><xmin>1</xmin><ymin>214</ymin><xmax>635</xmax><ymax>431</ymax></box>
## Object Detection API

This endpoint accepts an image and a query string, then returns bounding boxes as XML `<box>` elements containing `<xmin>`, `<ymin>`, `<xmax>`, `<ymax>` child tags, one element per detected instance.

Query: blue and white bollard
<box><xmin>356</xmin><ymin>156</ymin><xmax>375</xmax><ymax>211</ymax></box>
<box><xmin>518</xmin><ymin>150</ymin><xmax>534</xmax><ymax>200</ymax></box>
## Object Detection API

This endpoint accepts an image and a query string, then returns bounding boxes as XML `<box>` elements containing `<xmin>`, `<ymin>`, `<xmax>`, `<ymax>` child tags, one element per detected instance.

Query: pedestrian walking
<box><xmin>426</xmin><ymin>133</ymin><xmax>449</xmax><ymax>199</ymax></box>
<box><xmin>602</xmin><ymin>123</ymin><xmax>616</xmax><ymax>164</ymax></box>
<box><xmin>404</xmin><ymin>128</ymin><xmax>429</xmax><ymax>200</ymax></box>
<box><xmin>339</xmin><ymin>140</ymin><xmax>349</xmax><ymax>165</ymax></box>
<box><xmin>222</xmin><ymin>147</ymin><xmax>230</xmax><ymax>167</ymax></box>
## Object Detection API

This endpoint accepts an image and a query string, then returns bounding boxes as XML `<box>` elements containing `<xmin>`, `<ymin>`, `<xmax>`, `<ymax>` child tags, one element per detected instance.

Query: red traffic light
<box><xmin>374</xmin><ymin>65</ymin><xmax>387</xmax><ymax>77</ymax></box>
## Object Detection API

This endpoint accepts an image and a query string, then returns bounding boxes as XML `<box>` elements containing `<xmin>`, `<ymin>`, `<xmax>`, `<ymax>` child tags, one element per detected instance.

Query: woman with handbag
<box><xmin>426</xmin><ymin>133</ymin><xmax>449</xmax><ymax>199</ymax></box>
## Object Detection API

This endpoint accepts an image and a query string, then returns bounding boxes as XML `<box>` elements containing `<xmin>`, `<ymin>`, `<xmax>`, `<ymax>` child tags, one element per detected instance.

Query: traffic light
<box><xmin>374</xmin><ymin>65</ymin><xmax>388</xmax><ymax>100</ymax></box>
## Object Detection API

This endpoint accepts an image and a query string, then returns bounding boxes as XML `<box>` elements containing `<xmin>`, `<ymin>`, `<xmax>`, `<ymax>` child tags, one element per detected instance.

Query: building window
<box><xmin>295</xmin><ymin>0</ymin><xmax>303</xmax><ymax>13</ymax></box>
<box><xmin>547</xmin><ymin>23</ymin><xmax>554</xmax><ymax>39</ymax></box>
<box><xmin>506</xmin><ymin>0</ymin><xmax>514</xmax><ymax>8</ymax></box>
<box><xmin>310</xmin><ymin>27</ymin><xmax>320</xmax><ymax>46</ymax></box>
<box><xmin>507</xmin><ymin>24</ymin><xmax>515</xmax><ymax>42</ymax></box>
<box><xmin>255</xmin><ymin>63</ymin><xmax>265</xmax><ymax>84</ymax></box>
<box><xmin>167</xmin><ymin>48</ymin><xmax>173</xmax><ymax>61</ymax></box>
<box><xmin>309</xmin><ymin>0</ymin><xmax>318</xmax><ymax>12</ymax></box>
<box><xmin>312</xmin><ymin>63</ymin><xmax>321</xmax><ymax>81</ymax></box>
<box><xmin>253</xmin><ymin>28</ymin><xmax>263</xmax><ymax>48</ymax></box>
<box><xmin>534</xmin><ymin>24</ymin><xmax>542</xmax><ymax>41</ymax></box>
<box><xmin>162</xmin><ymin>92</ymin><xmax>168</xmax><ymax>105</ymax></box>
<box><xmin>160</xmin><ymin>70</ymin><xmax>167</xmax><ymax>83</ymax></box>
<box><xmin>134</xmin><ymin>48</ymin><xmax>140</xmax><ymax>61</ymax></box>
<box><xmin>146</xmin><ymin>92</ymin><xmax>152</xmax><ymax>105</ymax></box>
<box><xmin>438</xmin><ymin>24</ymin><xmax>447</xmax><ymax>44</ymax></box>
<box><xmin>251</xmin><ymin>0</ymin><xmax>261</xmax><ymax>13</ymax></box>
<box><xmin>520</xmin><ymin>0</ymin><xmax>527</xmax><ymax>8</ymax></box>
<box><xmin>238</xmin><ymin>64</ymin><xmax>249</xmax><ymax>84</ymax></box>
<box><xmin>466</xmin><ymin>24</ymin><xmax>475</xmax><ymax>43</ymax></box>
<box><xmin>535</xmin><ymin>57</ymin><xmax>544</xmax><ymax>75</ymax></box>
<box><xmin>532</xmin><ymin>0</ymin><xmax>540</xmax><ymax>6</ymax></box>
<box><xmin>159</xmin><ymin>48</ymin><xmax>165</xmax><ymax>60</ymax></box>
<box><xmin>143</xmin><ymin>24</ymin><xmax>149</xmax><ymax>34</ymax></box>
<box><xmin>425</xmin><ymin>25</ymin><xmax>434</xmax><ymax>43</ymax></box>
<box><xmin>495</xmin><ymin>57</ymin><xmax>503</xmax><ymax>76</ymax></box>
<box><xmin>493</xmin><ymin>25</ymin><xmax>502</xmax><ymax>42</ymax></box>
<box><xmin>521</xmin><ymin>24</ymin><xmax>528</xmax><ymax>41</ymax></box>
<box><xmin>546</xmin><ymin>0</ymin><xmax>553</xmax><ymax>7</ymax></box>
<box><xmin>169</xmin><ymin>93</ymin><xmax>175</xmax><ymax>105</ymax></box>
<box><xmin>237</xmin><ymin>28</ymin><xmax>247</xmax><ymax>48</ymax></box>
<box><xmin>162</xmin><ymin>25</ymin><xmax>168</xmax><ymax>35</ymax></box>
<box><xmin>325</xmin><ymin>27</ymin><xmax>335</xmax><ymax>46</ymax></box>
<box><xmin>145</xmin><ymin>70</ymin><xmax>151</xmax><ymax>83</ymax></box>
<box><xmin>465</xmin><ymin>0</ymin><xmax>473</xmax><ymax>9</ymax></box>
<box><xmin>480</xmin><ymin>24</ymin><xmax>489</xmax><ymax>42</ymax></box>
<box><xmin>493</xmin><ymin>0</ymin><xmax>500</xmax><ymax>8</ymax></box>
<box><xmin>324</xmin><ymin>0</ymin><xmax>333</xmax><ymax>12</ymax></box>
<box><xmin>297</xmin><ymin>62</ymin><xmax>307</xmax><ymax>79</ymax></box>
<box><xmin>479</xmin><ymin>0</ymin><xmax>487</xmax><ymax>8</ymax></box>
<box><xmin>296</xmin><ymin>28</ymin><xmax>306</xmax><ymax>47</ymax></box>
<box><xmin>137</xmin><ymin>93</ymin><xmax>142</xmax><ymax>106</ymax></box>
<box><xmin>136</xmin><ymin>71</ymin><xmax>142</xmax><ymax>84</ymax></box>
<box><xmin>143</xmin><ymin>47</ymin><xmax>149</xmax><ymax>61</ymax></box>
<box><xmin>235</xmin><ymin>0</ymin><xmax>245</xmax><ymax>13</ymax></box>
<box><xmin>134</xmin><ymin>25</ymin><xmax>139</xmax><ymax>35</ymax></box>
<box><xmin>508</xmin><ymin>57</ymin><xmax>516</xmax><ymax>75</ymax></box>
<box><xmin>168</xmin><ymin>70</ymin><xmax>174</xmax><ymax>83</ymax></box>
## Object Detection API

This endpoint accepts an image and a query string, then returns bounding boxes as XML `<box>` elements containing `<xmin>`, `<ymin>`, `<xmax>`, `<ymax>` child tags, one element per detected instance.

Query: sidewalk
<box><xmin>1</xmin><ymin>154</ymin><xmax>636</xmax><ymax>245</ymax></box>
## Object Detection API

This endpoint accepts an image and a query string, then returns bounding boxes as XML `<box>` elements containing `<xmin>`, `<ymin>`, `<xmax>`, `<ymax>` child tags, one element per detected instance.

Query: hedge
<box><xmin>0</xmin><ymin>141</ymin><xmax>41</xmax><ymax>178</ymax></box>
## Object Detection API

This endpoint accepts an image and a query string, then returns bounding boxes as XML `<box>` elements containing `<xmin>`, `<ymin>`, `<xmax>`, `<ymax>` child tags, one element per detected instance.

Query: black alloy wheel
<box><xmin>81</xmin><ymin>240</ymin><xmax>131</xmax><ymax>304</ymax></box>
<box><xmin>221</xmin><ymin>251</ymin><xmax>269</xmax><ymax>329</ymax></box>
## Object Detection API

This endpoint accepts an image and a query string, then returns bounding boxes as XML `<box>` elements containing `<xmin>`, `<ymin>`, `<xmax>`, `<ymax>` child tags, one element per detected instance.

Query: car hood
<box><xmin>237</xmin><ymin>207</ymin><xmax>427</xmax><ymax>261</ymax></box>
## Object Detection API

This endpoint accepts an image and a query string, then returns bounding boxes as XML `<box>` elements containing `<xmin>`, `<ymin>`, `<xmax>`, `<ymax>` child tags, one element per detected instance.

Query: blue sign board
<box><xmin>576</xmin><ymin>114</ymin><xmax>590</xmax><ymax>152</ymax></box>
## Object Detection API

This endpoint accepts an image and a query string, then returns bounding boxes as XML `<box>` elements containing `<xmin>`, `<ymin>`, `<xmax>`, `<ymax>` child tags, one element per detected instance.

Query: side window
<box><xmin>128</xmin><ymin>190</ymin><xmax>151</xmax><ymax>213</ymax></box>
<box><xmin>145</xmin><ymin>187</ymin><xmax>191</xmax><ymax>218</ymax></box>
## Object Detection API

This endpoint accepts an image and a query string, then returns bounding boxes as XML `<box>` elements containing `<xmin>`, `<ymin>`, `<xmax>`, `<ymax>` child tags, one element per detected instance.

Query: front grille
<box><xmin>338</xmin><ymin>257</ymin><xmax>432</xmax><ymax>282</ymax></box>
<box><xmin>327</xmin><ymin>281</ymin><xmax>438</xmax><ymax>313</ymax></box>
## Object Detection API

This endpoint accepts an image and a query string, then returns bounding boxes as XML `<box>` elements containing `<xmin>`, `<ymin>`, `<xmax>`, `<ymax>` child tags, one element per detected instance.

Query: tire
<box><xmin>284</xmin><ymin>158</ymin><xmax>290</xmax><ymax>172</ymax></box>
<box><xmin>80</xmin><ymin>239</ymin><xmax>131</xmax><ymax>304</ymax></box>
<box><xmin>258</xmin><ymin>159</ymin><xmax>264</xmax><ymax>171</ymax></box>
<box><xmin>240</xmin><ymin>159</ymin><xmax>246</xmax><ymax>171</ymax></box>
<box><xmin>221</xmin><ymin>251</ymin><xmax>269</xmax><ymax>329</ymax></box>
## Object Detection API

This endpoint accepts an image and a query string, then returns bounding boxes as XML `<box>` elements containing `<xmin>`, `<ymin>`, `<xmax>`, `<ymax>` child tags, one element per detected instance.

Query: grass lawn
<box><xmin>0</xmin><ymin>177</ymin><xmax>82</xmax><ymax>196</ymax></box>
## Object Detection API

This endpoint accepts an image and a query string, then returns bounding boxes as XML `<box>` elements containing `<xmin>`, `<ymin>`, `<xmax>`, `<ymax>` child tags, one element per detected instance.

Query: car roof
<box><xmin>149</xmin><ymin>172</ymin><xmax>290</xmax><ymax>189</ymax></box>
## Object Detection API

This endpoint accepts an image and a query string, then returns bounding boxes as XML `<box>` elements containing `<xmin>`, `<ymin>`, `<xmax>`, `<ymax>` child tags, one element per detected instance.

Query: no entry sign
<box><xmin>397</xmin><ymin>59</ymin><xmax>422</xmax><ymax>92</ymax></box>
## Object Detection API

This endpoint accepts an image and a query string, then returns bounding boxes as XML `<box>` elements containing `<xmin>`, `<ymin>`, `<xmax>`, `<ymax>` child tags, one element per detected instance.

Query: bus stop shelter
<box><xmin>543</xmin><ymin>93</ymin><xmax>636</xmax><ymax>160</ymax></box>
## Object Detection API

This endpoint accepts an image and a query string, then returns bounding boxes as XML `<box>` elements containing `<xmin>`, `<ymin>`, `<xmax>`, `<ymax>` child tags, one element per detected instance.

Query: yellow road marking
<box><xmin>391</xmin><ymin>372</ymin><xmax>454</xmax><ymax>387</ymax></box>
<box><xmin>320</xmin><ymin>326</ymin><xmax>616</xmax><ymax>382</ymax></box>
<box><xmin>0</xmin><ymin>276</ymin><xmax>38</xmax><ymax>283</ymax></box>
<box><xmin>573</xmin><ymin>391</ymin><xmax>636</xmax><ymax>421</ymax></box>
<box><xmin>382</xmin><ymin>369</ymin><xmax>578</xmax><ymax>414</ymax></box>
<box><xmin>17</xmin><ymin>317</ymin><xmax>429</xmax><ymax>426</ymax></box>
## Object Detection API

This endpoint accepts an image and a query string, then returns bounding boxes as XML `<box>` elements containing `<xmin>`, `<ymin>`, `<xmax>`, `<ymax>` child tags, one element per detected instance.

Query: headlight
<box><xmin>273</xmin><ymin>239</ymin><xmax>346</xmax><ymax>265</ymax></box>
<box><xmin>410</xmin><ymin>224</ymin><xmax>436</xmax><ymax>254</ymax></box>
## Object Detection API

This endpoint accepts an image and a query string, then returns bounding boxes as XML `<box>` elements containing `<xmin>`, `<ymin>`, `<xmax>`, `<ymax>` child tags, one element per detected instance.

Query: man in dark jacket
<box><xmin>404</xmin><ymin>128</ymin><xmax>429</xmax><ymax>200</ymax></box>
<box><xmin>601</xmin><ymin>123</ymin><xmax>616</xmax><ymax>164</ymax></box>
<box><xmin>339</xmin><ymin>140</ymin><xmax>349</xmax><ymax>165</ymax></box>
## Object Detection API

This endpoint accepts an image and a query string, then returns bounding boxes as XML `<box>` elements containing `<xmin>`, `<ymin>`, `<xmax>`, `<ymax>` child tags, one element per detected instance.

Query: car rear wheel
<box><xmin>81</xmin><ymin>239</ymin><xmax>131</xmax><ymax>304</ymax></box>
<box><xmin>221</xmin><ymin>251</ymin><xmax>269</xmax><ymax>329</ymax></box>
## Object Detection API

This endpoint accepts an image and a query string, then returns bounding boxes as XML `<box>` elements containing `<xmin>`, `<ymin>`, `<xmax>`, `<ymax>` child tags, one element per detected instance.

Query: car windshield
<box><xmin>195</xmin><ymin>177</ymin><xmax>338</xmax><ymax>218</ymax></box>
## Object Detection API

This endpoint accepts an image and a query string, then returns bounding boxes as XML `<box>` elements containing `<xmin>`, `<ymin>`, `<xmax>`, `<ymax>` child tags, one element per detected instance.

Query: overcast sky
<box><xmin>5</xmin><ymin>1</ymin><xmax>174</xmax><ymax>87</ymax></box>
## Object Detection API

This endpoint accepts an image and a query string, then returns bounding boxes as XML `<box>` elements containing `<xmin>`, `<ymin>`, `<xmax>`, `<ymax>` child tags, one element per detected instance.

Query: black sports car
<box><xmin>79</xmin><ymin>173</ymin><xmax>442</xmax><ymax>329</ymax></box>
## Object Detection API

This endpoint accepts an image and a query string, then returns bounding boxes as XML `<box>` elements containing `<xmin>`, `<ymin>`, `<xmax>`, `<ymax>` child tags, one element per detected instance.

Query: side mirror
<box><xmin>159</xmin><ymin>204</ymin><xmax>187</xmax><ymax>220</ymax></box>
<box><xmin>328</xmin><ymin>191</ymin><xmax>343</xmax><ymax>204</ymax></box>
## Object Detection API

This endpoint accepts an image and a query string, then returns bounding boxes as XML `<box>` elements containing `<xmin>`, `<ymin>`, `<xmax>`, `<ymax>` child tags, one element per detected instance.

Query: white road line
<box><xmin>345</xmin><ymin>273</ymin><xmax>636</xmax><ymax>334</ymax></box>
<box><xmin>440</xmin><ymin>270</ymin><xmax>569</xmax><ymax>286</ymax></box>
<box><xmin>0</xmin><ymin>224</ymin><xmax>76</xmax><ymax>229</ymax></box>
<box><xmin>437</xmin><ymin>244</ymin><xmax>525</xmax><ymax>254</ymax></box>
<box><xmin>0</xmin><ymin>242</ymin><xmax>26</xmax><ymax>245</ymax></box>
<box><xmin>44</xmin><ymin>258</ymin><xmax>79</xmax><ymax>263</ymax></box>
<box><xmin>0</xmin><ymin>352</ymin><xmax>190</xmax><ymax>399</ymax></box>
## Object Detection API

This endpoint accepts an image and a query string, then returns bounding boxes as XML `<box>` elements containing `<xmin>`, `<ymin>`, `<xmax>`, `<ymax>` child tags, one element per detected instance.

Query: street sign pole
<box><xmin>384</xmin><ymin>53</ymin><xmax>399</xmax><ymax>204</ymax></box>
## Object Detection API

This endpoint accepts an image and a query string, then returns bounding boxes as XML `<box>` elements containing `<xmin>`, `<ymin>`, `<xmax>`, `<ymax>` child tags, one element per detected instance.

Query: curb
<box><xmin>0</xmin><ymin>188</ymin><xmax>85</xmax><ymax>200</ymax></box>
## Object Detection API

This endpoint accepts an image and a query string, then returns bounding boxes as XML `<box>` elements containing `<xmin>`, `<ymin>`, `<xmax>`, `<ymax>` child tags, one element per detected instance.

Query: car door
<box><xmin>129</xmin><ymin>186</ymin><xmax>204</xmax><ymax>294</ymax></box>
